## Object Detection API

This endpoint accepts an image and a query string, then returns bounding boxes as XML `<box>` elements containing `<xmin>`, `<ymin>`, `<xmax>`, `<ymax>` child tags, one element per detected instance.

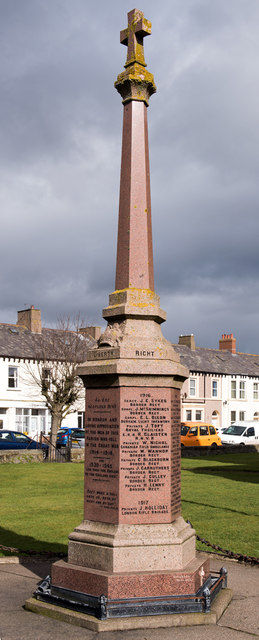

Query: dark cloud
<box><xmin>0</xmin><ymin>0</ymin><xmax>259</xmax><ymax>353</ymax></box>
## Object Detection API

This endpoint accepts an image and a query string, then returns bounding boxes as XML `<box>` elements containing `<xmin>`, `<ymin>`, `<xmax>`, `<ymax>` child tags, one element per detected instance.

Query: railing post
<box><xmin>203</xmin><ymin>586</ymin><xmax>211</xmax><ymax>612</ymax></box>
<box><xmin>99</xmin><ymin>594</ymin><xmax>107</xmax><ymax>620</ymax></box>
<box><xmin>220</xmin><ymin>567</ymin><xmax>228</xmax><ymax>588</ymax></box>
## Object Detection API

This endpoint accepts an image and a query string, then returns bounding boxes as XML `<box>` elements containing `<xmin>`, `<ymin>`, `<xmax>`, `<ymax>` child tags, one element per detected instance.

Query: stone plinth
<box><xmin>52</xmin><ymin>555</ymin><xmax>210</xmax><ymax>600</ymax></box>
<box><xmin>50</xmin><ymin>308</ymin><xmax>205</xmax><ymax>605</ymax></box>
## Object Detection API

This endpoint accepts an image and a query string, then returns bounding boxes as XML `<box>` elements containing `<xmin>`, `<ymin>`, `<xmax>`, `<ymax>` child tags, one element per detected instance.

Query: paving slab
<box><xmin>0</xmin><ymin>555</ymin><xmax>258</xmax><ymax>639</ymax></box>
<box><xmin>101</xmin><ymin>627</ymin><xmax>255</xmax><ymax>640</ymax></box>
<box><xmin>219</xmin><ymin>596</ymin><xmax>259</xmax><ymax>636</ymax></box>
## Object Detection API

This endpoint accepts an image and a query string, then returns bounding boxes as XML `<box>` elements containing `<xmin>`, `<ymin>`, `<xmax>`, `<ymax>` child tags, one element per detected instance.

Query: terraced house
<box><xmin>0</xmin><ymin>307</ymin><xmax>98</xmax><ymax>439</ymax></box>
<box><xmin>174</xmin><ymin>333</ymin><xmax>259</xmax><ymax>430</ymax></box>
<box><xmin>1</xmin><ymin>311</ymin><xmax>258</xmax><ymax>437</ymax></box>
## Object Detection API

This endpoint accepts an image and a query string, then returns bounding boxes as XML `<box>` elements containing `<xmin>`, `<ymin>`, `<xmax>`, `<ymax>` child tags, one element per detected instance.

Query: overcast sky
<box><xmin>1</xmin><ymin>0</ymin><xmax>259</xmax><ymax>353</ymax></box>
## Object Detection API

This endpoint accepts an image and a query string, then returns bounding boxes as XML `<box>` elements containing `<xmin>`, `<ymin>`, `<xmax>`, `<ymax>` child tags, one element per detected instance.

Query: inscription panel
<box><xmin>84</xmin><ymin>387</ymin><xmax>172</xmax><ymax>525</ymax></box>
<box><xmin>119</xmin><ymin>387</ymin><xmax>171</xmax><ymax>524</ymax></box>
<box><xmin>171</xmin><ymin>388</ymin><xmax>181</xmax><ymax>521</ymax></box>
<box><xmin>84</xmin><ymin>388</ymin><xmax>120</xmax><ymax>523</ymax></box>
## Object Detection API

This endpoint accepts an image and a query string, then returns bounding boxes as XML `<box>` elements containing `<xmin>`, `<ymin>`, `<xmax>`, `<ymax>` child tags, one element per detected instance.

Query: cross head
<box><xmin>120</xmin><ymin>8</ymin><xmax>152</xmax><ymax>68</ymax></box>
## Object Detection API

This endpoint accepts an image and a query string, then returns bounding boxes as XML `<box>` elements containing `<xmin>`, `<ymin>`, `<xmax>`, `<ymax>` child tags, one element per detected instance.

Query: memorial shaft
<box><xmin>115</xmin><ymin>100</ymin><xmax>154</xmax><ymax>290</ymax></box>
<box><xmin>115</xmin><ymin>8</ymin><xmax>156</xmax><ymax>291</ymax></box>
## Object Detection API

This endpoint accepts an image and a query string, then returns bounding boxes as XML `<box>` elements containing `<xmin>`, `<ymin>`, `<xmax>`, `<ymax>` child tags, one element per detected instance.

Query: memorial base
<box><xmin>67</xmin><ymin>518</ymin><xmax>196</xmax><ymax>573</ymax></box>
<box><xmin>26</xmin><ymin>567</ymin><xmax>230</xmax><ymax>631</ymax></box>
<box><xmin>51</xmin><ymin>554</ymin><xmax>210</xmax><ymax>599</ymax></box>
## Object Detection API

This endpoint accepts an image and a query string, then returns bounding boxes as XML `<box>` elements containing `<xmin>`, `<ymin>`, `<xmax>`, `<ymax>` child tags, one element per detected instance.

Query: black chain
<box><xmin>0</xmin><ymin>544</ymin><xmax>66</xmax><ymax>558</ymax></box>
<box><xmin>186</xmin><ymin>520</ymin><xmax>259</xmax><ymax>565</ymax></box>
<box><xmin>1</xmin><ymin>529</ymin><xmax>258</xmax><ymax>565</ymax></box>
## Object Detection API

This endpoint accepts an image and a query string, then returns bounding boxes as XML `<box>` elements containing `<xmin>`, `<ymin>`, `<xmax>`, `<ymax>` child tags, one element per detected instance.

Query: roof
<box><xmin>0</xmin><ymin>323</ymin><xmax>96</xmax><ymax>362</ymax></box>
<box><xmin>173</xmin><ymin>343</ymin><xmax>259</xmax><ymax>378</ymax></box>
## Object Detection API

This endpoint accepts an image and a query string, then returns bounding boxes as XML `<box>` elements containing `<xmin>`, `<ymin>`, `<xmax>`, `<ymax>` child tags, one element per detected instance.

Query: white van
<box><xmin>221</xmin><ymin>421</ymin><xmax>259</xmax><ymax>446</ymax></box>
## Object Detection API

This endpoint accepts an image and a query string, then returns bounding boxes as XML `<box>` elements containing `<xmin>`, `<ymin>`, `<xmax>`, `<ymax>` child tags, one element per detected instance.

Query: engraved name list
<box><xmin>85</xmin><ymin>387</ymin><xmax>172</xmax><ymax>524</ymax></box>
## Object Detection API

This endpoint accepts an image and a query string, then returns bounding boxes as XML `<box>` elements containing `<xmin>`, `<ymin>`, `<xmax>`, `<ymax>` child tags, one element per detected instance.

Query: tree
<box><xmin>26</xmin><ymin>316</ymin><xmax>94</xmax><ymax>447</ymax></box>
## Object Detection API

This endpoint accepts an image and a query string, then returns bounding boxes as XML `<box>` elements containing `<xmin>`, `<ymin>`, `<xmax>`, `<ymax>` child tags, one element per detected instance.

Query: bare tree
<box><xmin>26</xmin><ymin>316</ymin><xmax>94</xmax><ymax>447</ymax></box>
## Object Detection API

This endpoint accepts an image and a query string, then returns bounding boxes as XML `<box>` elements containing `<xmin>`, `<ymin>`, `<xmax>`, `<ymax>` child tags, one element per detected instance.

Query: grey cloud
<box><xmin>0</xmin><ymin>0</ymin><xmax>258</xmax><ymax>353</ymax></box>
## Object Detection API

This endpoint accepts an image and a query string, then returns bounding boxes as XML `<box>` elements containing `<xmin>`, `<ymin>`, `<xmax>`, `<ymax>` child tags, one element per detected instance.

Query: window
<box><xmin>239</xmin><ymin>411</ymin><xmax>245</xmax><ymax>421</ymax></box>
<box><xmin>186</xmin><ymin>410</ymin><xmax>192</xmax><ymax>421</ymax></box>
<box><xmin>231</xmin><ymin>380</ymin><xmax>236</xmax><ymax>399</ymax></box>
<box><xmin>195</xmin><ymin>410</ymin><xmax>202</xmax><ymax>421</ymax></box>
<box><xmin>0</xmin><ymin>431</ymin><xmax>13</xmax><ymax>441</ymax></box>
<box><xmin>209</xmin><ymin>426</ymin><xmax>216</xmax><ymax>435</ymax></box>
<box><xmin>78</xmin><ymin>411</ymin><xmax>85</xmax><ymax>429</ymax></box>
<box><xmin>253</xmin><ymin>383</ymin><xmax>258</xmax><ymax>400</ymax></box>
<box><xmin>200</xmin><ymin>426</ymin><xmax>209</xmax><ymax>436</ymax></box>
<box><xmin>0</xmin><ymin>409</ymin><xmax>6</xmax><ymax>428</ymax></box>
<box><xmin>231</xmin><ymin>411</ymin><xmax>236</xmax><ymax>424</ymax></box>
<box><xmin>42</xmin><ymin>368</ymin><xmax>51</xmax><ymax>392</ymax></box>
<box><xmin>71</xmin><ymin>429</ymin><xmax>85</xmax><ymax>439</ymax></box>
<box><xmin>212</xmin><ymin>380</ymin><xmax>218</xmax><ymax>397</ymax></box>
<box><xmin>189</xmin><ymin>378</ymin><xmax>196</xmax><ymax>396</ymax></box>
<box><xmin>246</xmin><ymin>427</ymin><xmax>255</xmax><ymax>437</ymax></box>
<box><xmin>212</xmin><ymin>410</ymin><xmax>219</xmax><ymax>424</ymax></box>
<box><xmin>15</xmin><ymin>408</ymin><xmax>30</xmax><ymax>432</ymax></box>
<box><xmin>15</xmin><ymin>408</ymin><xmax>50</xmax><ymax>435</ymax></box>
<box><xmin>189</xmin><ymin>427</ymin><xmax>198</xmax><ymax>436</ymax></box>
<box><xmin>8</xmin><ymin>366</ymin><xmax>18</xmax><ymax>388</ymax></box>
<box><xmin>14</xmin><ymin>433</ymin><xmax>30</xmax><ymax>442</ymax></box>
<box><xmin>239</xmin><ymin>381</ymin><xmax>246</xmax><ymax>399</ymax></box>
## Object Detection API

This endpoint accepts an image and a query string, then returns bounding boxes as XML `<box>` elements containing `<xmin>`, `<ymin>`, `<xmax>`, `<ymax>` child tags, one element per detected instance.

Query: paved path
<box><xmin>0</xmin><ymin>555</ymin><xmax>258</xmax><ymax>639</ymax></box>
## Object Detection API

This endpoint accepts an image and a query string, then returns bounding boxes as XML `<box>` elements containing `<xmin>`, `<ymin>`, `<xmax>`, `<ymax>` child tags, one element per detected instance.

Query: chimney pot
<box><xmin>219</xmin><ymin>332</ymin><xmax>236</xmax><ymax>354</ymax></box>
<box><xmin>178</xmin><ymin>334</ymin><xmax>195</xmax><ymax>350</ymax></box>
<box><xmin>17</xmin><ymin>307</ymin><xmax>42</xmax><ymax>333</ymax></box>
<box><xmin>79</xmin><ymin>326</ymin><xmax>101</xmax><ymax>341</ymax></box>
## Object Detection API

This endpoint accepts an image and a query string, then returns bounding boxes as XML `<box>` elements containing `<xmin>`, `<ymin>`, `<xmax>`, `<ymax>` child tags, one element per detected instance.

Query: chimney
<box><xmin>219</xmin><ymin>333</ymin><xmax>236</xmax><ymax>354</ymax></box>
<box><xmin>17</xmin><ymin>306</ymin><xmax>42</xmax><ymax>333</ymax></box>
<box><xmin>178</xmin><ymin>334</ymin><xmax>195</xmax><ymax>350</ymax></box>
<box><xmin>79</xmin><ymin>326</ymin><xmax>102</xmax><ymax>341</ymax></box>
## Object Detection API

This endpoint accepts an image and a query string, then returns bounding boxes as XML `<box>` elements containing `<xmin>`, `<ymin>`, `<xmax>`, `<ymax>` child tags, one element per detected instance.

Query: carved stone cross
<box><xmin>120</xmin><ymin>8</ymin><xmax>151</xmax><ymax>67</ymax></box>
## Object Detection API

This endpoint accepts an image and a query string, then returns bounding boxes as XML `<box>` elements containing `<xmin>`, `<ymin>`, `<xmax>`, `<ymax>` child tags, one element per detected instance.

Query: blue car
<box><xmin>56</xmin><ymin>427</ymin><xmax>85</xmax><ymax>448</ymax></box>
<box><xmin>0</xmin><ymin>430</ymin><xmax>48</xmax><ymax>456</ymax></box>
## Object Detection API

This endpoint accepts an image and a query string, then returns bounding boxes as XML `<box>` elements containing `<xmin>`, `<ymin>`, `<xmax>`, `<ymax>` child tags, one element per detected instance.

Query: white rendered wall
<box><xmin>0</xmin><ymin>357</ymin><xmax>85</xmax><ymax>437</ymax></box>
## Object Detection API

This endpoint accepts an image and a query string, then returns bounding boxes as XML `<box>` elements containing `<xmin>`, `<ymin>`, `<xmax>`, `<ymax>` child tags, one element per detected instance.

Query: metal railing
<box><xmin>40</xmin><ymin>433</ymin><xmax>71</xmax><ymax>462</ymax></box>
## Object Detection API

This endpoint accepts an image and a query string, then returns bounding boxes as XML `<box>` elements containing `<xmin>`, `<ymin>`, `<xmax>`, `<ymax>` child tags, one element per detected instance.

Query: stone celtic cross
<box><xmin>120</xmin><ymin>8</ymin><xmax>151</xmax><ymax>67</ymax></box>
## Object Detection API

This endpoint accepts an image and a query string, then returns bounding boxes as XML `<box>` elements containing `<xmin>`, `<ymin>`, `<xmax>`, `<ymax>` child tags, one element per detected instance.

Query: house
<box><xmin>0</xmin><ymin>306</ymin><xmax>100</xmax><ymax>438</ymax></box>
<box><xmin>173</xmin><ymin>333</ymin><xmax>259</xmax><ymax>430</ymax></box>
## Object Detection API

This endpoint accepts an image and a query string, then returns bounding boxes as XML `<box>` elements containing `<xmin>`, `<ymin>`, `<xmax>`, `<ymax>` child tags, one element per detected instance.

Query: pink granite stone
<box><xmin>52</xmin><ymin>557</ymin><xmax>210</xmax><ymax>599</ymax></box>
<box><xmin>84</xmin><ymin>386</ymin><xmax>182</xmax><ymax>525</ymax></box>
<box><xmin>115</xmin><ymin>101</ymin><xmax>154</xmax><ymax>291</ymax></box>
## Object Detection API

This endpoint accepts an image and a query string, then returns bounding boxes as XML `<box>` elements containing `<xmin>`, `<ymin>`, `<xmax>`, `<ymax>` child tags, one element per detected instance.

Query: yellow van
<box><xmin>181</xmin><ymin>422</ymin><xmax>222</xmax><ymax>448</ymax></box>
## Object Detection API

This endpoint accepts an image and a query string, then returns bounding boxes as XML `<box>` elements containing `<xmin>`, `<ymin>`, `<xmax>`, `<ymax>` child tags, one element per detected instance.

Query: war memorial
<box><xmin>26</xmin><ymin>8</ymin><xmax>230</xmax><ymax>631</ymax></box>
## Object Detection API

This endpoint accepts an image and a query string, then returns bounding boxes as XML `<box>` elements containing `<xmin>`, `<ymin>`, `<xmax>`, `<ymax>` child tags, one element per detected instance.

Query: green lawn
<box><xmin>181</xmin><ymin>453</ymin><xmax>259</xmax><ymax>558</ymax></box>
<box><xmin>0</xmin><ymin>453</ymin><xmax>258</xmax><ymax>558</ymax></box>
<box><xmin>0</xmin><ymin>463</ymin><xmax>84</xmax><ymax>555</ymax></box>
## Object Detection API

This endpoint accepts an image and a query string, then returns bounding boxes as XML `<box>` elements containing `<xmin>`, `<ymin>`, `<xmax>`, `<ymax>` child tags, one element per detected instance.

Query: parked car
<box><xmin>221</xmin><ymin>421</ymin><xmax>259</xmax><ymax>446</ymax></box>
<box><xmin>56</xmin><ymin>428</ymin><xmax>85</xmax><ymax>449</ymax></box>
<box><xmin>0</xmin><ymin>430</ymin><xmax>48</xmax><ymax>457</ymax></box>
<box><xmin>181</xmin><ymin>422</ymin><xmax>222</xmax><ymax>448</ymax></box>
<box><xmin>215</xmin><ymin>427</ymin><xmax>228</xmax><ymax>437</ymax></box>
